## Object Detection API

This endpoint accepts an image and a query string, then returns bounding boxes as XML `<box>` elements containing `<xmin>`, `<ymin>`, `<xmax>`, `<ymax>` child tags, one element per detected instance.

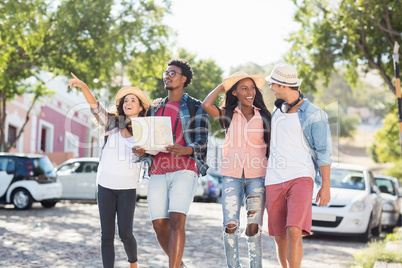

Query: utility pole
<box><xmin>393</xmin><ymin>41</ymin><xmax>402</xmax><ymax>159</ymax></box>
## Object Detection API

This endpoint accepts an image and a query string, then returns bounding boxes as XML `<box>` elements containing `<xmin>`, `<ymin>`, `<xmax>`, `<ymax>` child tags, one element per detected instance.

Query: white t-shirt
<box><xmin>97</xmin><ymin>131</ymin><xmax>141</xmax><ymax>190</ymax></box>
<box><xmin>265</xmin><ymin>111</ymin><xmax>315</xmax><ymax>185</ymax></box>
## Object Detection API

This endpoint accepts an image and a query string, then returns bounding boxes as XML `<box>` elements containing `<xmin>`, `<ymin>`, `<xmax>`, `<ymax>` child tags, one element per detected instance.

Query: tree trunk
<box><xmin>0</xmin><ymin>91</ymin><xmax>6</xmax><ymax>152</ymax></box>
<box><xmin>8</xmin><ymin>94</ymin><xmax>40</xmax><ymax>150</ymax></box>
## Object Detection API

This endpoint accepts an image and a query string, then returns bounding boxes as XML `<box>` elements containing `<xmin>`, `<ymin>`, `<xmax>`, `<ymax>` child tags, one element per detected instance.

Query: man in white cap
<box><xmin>264</xmin><ymin>64</ymin><xmax>331</xmax><ymax>268</ymax></box>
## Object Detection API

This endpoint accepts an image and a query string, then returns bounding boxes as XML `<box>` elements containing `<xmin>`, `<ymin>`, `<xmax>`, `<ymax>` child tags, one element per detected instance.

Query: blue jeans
<box><xmin>221</xmin><ymin>176</ymin><xmax>265</xmax><ymax>268</ymax></box>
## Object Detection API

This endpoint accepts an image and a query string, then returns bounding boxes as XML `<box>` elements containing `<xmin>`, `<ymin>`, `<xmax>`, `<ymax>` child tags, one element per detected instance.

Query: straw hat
<box><xmin>265</xmin><ymin>64</ymin><xmax>302</xmax><ymax>87</ymax></box>
<box><xmin>115</xmin><ymin>87</ymin><xmax>151</xmax><ymax>110</ymax></box>
<box><xmin>223</xmin><ymin>71</ymin><xmax>265</xmax><ymax>92</ymax></box>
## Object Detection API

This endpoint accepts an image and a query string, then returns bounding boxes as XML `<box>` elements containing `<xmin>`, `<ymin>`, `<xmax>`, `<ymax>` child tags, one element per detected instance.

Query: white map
<box><xmin>131</xmin><ymin>116</ymin><xmax>173</xmax><ymax>155</ymax></box>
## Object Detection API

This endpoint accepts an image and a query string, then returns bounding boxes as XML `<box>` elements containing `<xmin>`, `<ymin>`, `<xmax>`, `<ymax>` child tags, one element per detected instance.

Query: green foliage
<box><xmin>339</xmin><ymin>113</ymin><xmax>359</xmax><ymax>138</ymax></box>
<box><xmin>385</xmin><ymin>229</ymin><xmax>402</xmax><ymax>242</ymax></box>
<box><xmin>286</xmin><ymin>0</ymin><xmax>402</xmax><ymax>95</ymax></box>
<box><xmin>369</xmin><ymin>107</ymin><xmax>401</xmax><ymax>163</ymax></box>
<box><xmin>312</xmin><ymin>70</ymin><xmax>394</xmax><ymax>114</ymax></box>
<box><xmin>322</xmin><ymin>105</ymin><xmax>358</xmax><ymax>138</ymax></box>
<box><xmin>385</xmin><ymin>160</ymin><xmax>402</xmax><ymax>180</ymax></box>
<box><xmin>353</xmin><ymin>230</ymin><xmax>402</xmax><ymax>267</ymax></box>
<box><xmin>0</xmin><ymin>0</ymin><xmax>171</xmax><ymax>151</ymax></box>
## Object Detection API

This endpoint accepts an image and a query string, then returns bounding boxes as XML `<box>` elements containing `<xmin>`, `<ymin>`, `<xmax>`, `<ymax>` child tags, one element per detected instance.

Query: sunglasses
<box><xmin>162</xmin><ymin>70</ymin><xmax>183</xmax><ymax>79</ymax></box>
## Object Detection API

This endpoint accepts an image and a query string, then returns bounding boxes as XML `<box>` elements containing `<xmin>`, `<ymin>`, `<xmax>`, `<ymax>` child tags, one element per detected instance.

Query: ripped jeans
<box><xmin>221</xmin><ymin>176</ymin><xmax>265</xmax><ymax>268</ymax></box>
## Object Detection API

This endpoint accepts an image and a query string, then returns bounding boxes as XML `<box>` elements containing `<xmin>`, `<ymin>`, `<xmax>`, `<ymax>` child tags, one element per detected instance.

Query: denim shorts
<box><xmin>147</xmin><ymin>170</ymin><xmax>198</xmax><ymax>221</ymax></box>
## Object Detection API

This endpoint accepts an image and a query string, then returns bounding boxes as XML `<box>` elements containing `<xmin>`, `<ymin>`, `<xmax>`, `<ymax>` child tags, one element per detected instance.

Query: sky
<box><xmin>164</xmin><ymin>0</ymin><xmax>300</xmax><ymax>75</ymax></box>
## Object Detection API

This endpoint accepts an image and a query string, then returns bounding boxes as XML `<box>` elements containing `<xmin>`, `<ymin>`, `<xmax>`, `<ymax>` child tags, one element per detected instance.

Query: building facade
<box><xmin>5</xmin><ymin>74</ymin><xmax>101</xmax><ymax>166</ymax></box>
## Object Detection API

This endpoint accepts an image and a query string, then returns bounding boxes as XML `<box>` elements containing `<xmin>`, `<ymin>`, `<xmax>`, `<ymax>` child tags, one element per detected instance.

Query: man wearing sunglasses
<box><xmin>134</xmin><ymin>59</ymin><xmax>209</xmax><ymax>268</ymax></box>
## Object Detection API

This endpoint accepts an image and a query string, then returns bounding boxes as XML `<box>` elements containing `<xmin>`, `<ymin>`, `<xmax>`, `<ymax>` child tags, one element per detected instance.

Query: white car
<box><xmin>56</xmin><ymin>157</ymin><xmax>99</xmax><ymax>200</ymax></box>
<box><xmin>311</xmin><ymin>163</ymin><xmax>383</xmax><ymax>241</ymax></box>
<box><xmin>0</xmin><ymin>153</ymin><xmax>62</xmax><ymax>209</ymax></box>
<box><xmin>57</xmin><ymin>158</ymin><xmax>202</xmax><ymax>202</ymax></box>
<box><xmin>374</xmin><ymin>174</ymin><xmax>402</xmax><ymax>230</ymax></box>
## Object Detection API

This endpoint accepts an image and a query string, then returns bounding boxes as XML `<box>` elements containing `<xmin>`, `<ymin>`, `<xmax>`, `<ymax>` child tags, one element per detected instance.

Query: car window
<box><xmin>57</xmin><ymin>162</ymin><xmax>80</xmax><ymax>174</ymax></box>
<box><xmin>0</xmin><ymin>157</ymin><xmax>8</xmax><ymax>171</ymax></box>
<box><xmin>0</xmin><ymin>157</ymin><xmax>13</xmax><ymax>172</ymax></box>
<box><xmin>330</xmin><ymin>169</ymin><xmax>365</xmax><ymax>190</ymax></box>
<box><xmin>82</xmin><ymin>162</ymin><xmax>98</xmax><ymax>173</ymax></box>
<box><xmin>375</xmin><ymin>178</ymin><xmax>395</xmax><ymax>195</ymax></box>
<box><xmin>31</xmin><ymin>157</ymin><xmax>54</xmax><ymax>176</ymax></box>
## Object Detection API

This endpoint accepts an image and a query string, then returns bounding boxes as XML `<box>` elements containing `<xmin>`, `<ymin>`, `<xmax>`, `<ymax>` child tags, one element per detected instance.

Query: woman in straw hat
<box><xmin>69</xmin><ymin>73</ymin><xmax>150</xmax><ymax>268</ymax></box>
<box><xmin>202</xmin><ymin>71</ymin><xmax>271</xmax><ymax>268</ymax></box>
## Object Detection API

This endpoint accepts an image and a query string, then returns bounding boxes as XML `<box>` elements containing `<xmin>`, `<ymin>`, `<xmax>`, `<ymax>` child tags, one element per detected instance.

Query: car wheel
<box><xmin>360</xmin><ymin>215</ymin><xmax>373</xmax><ymax>242</ymax></box>
<box><xmin>397</xmin><ymin>214</ymin><xmax>402</xmax><ymax>227</ymax></box>
<box><xmin>12</xmin><ymin>189</ymin><xmax>33</xmax><ymax>210</ymax></box>
<box><xmin>41</xmin><ymin>201</ymin><xmax>58</xmax><ymax>208</ymax></box>
<box><xmin>372</xmin><ymin>217</ymin><xmax>382</xmax><ymax>236</ymax></box>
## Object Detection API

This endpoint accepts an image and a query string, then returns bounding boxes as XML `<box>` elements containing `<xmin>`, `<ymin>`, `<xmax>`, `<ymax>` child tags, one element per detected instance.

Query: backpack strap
<box><xmin>101</xmin><ymin>123</ymin><xmax>116</xmax><ymax>150</ymax></box>
<box><xmin>186</xmin><ymin>95</ymin><xmax>198</xmax><ymax>121</ymax></box>
<box><xmin>185</xmin><ymin>95</ymin><xmax>209</xmax><ymax>176</ymax></box>
<box><xmin>186</xmin><ymin>95</ymin><xmax>201</xmax><ymax>136</ymax></box>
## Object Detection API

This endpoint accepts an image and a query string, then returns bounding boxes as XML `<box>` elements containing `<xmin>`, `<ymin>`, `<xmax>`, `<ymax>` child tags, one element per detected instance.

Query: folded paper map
<box><xmin>131</xmin><ymin>116</ymin><xmax>173</xmax><ymax>155</ymax></box>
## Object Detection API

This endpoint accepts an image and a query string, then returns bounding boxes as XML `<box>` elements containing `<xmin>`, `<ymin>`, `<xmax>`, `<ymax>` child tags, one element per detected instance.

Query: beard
<box><xmin>165</xmin><ymin>85</ymin><xmax>173</xmax><ymax>91</ymax></box>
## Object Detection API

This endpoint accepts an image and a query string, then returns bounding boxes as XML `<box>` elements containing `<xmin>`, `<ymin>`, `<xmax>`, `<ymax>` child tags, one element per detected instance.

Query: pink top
<box><xmin>150</xmin><ymin>101</ymin><xmax>198</xmax><ymax>175</ymax></box>
<box><xmin>221</xmin><ymin>107</ymin><xmax>267</xmax><ymax>178</ymax></box>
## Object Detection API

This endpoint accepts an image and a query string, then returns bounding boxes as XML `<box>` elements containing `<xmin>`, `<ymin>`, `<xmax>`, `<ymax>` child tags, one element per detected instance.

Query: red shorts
<box><xmin>266</xmin><ymin>177</ymin><xmax>314</xmax><ymax>236</ymax></box>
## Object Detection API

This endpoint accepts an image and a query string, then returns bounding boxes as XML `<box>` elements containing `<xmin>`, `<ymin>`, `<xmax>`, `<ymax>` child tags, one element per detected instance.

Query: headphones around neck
<box><xmin>275</xmin><ymin>91</ymin><xmax>304</xmax><ymax>113</ymax></box>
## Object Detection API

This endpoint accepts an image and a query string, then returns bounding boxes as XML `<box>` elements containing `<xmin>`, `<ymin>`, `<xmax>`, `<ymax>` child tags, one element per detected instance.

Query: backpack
<box><xmin>218</xmin><ymin>107</ymin><xmax>271</xmax><ymax>158</ymax></box>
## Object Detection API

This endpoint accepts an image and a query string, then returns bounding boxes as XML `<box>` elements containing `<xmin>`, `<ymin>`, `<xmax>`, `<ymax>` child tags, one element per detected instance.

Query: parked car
<box><xmin>311</xmin><ymin>163</ymin><xmax>383</xmax><ymax>241</ymax></box>
<box><xmin>199</xmin><ymin>174</ymin><xmax>221</xmax><ymax>202</ymax></box>
<box><xmin>56</xmin><ymin>157</ymin><xmax>99</xmax><ymax>200</ymax></box>
<box><xmin>0</xmin><ymin>153</ymin><xmax>62</xmax><ymax>210</ymax></box>
<box><xmin>374</xmin><ymin>174</ymin><xmax>402</xmax><ymax>230</ymax></box>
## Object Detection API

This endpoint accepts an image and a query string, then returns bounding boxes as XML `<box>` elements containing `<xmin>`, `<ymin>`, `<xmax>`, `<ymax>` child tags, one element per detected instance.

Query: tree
<box><xmin>285</xmin><ymin>0</ymin><xmax>401</xmax><ymax>95</ymax></box>
<box><xmin>369</xmin><ymin>106</ymin><xmax>401</xmax><ymax>163</ymax></box>
<box><xmin>0</xmin><ymin>0</ymin><xmax>171</xmax><ymax>151</ymax></box>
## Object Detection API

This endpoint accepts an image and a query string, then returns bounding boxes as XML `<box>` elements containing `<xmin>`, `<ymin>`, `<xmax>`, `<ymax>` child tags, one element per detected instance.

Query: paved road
<box><xmin>0</xmin><ymin>200</ymin><xmax>367</xmax><ymax>268</ymax></box>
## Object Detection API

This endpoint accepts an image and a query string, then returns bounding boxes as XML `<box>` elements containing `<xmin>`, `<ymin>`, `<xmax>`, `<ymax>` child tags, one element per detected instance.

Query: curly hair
<box><xmin>167</xmin><ymin>59</ymin><xmax>193</xmax><ymax>88</ymax></box>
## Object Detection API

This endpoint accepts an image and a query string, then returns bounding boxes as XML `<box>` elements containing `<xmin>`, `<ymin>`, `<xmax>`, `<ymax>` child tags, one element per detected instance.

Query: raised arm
<box><xmin>69</xmin><ymin>73</ymin><xmax>98</xmax><ymax>110</ymax></box>
<box><xmin>201</xmin><ymin>83</ymin><xmax>226</xmax><ymax>119</ymax></box>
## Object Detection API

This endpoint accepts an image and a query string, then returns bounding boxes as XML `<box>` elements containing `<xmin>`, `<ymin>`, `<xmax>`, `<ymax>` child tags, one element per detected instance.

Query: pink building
<box><xmin>6</xmin><ymin>74</ymin><xmax>102</xmax><ymax>166</ymax></box>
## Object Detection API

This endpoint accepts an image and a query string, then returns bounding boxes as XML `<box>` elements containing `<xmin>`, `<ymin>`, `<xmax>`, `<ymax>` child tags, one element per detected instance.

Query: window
<box><xmin>0</xmin><ymin>157</ymin><xmax>11</xmax><ymax>171</ymax></box>
<box><xmin>65</xmin><ymin>132</ymin><xmax>79</xmax><ymax>157</ymax></box>
<box><xmin>330</xmin><ymin>169</ymin><xmax>365</xmax><ymax>190</ymax></box>
<box><xmin>82</xmin><ymin>162</ymin><xmax>98</xmax><ymax>173</ymax></box>
<box><xmin>57</xmin><ymin>162</ymin><xmax>80</xmax><ymax>175</ymax></box>
<box><xmin>38</xmin><ymin>120</ymin><xmax>54</xmax><ymax>153</ymax></box>
<box><xmin>7</xmin><ymin>125</ymin><xmax>17</xmax><ymax>148</ymax></box>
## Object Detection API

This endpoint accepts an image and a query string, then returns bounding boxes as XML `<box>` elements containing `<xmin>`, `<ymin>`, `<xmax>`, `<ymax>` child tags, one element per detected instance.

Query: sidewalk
<box><xmin>374</xmin><ymin>227</ymin><xmax>402</xmax><ymax>268</ymax></box>
<box><xmin>0</xmin><ymin>200</ymin><xmax>367</xmax><ymax>267</ymax></box>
